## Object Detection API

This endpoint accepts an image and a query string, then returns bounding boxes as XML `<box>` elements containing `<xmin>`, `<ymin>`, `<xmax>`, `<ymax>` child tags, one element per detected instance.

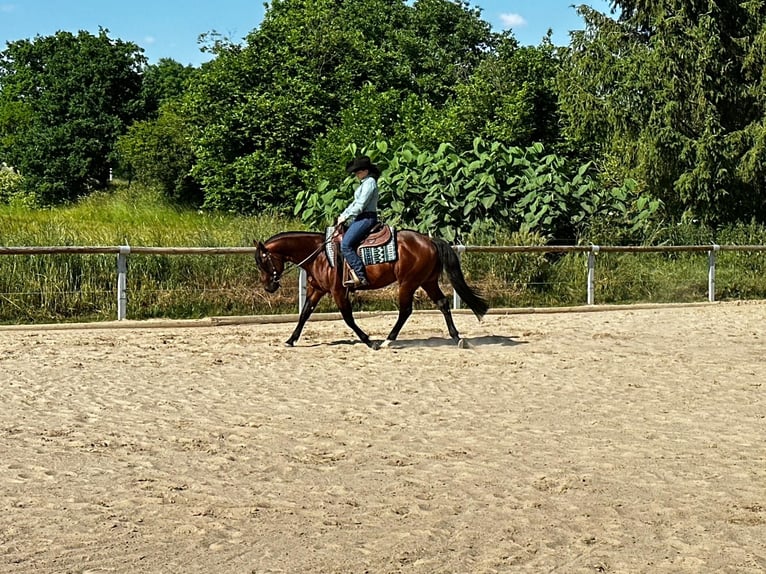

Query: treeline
<box><xmin>1</xmin><ymin>0</ymin><xmax>765</xmax><ymax>242</ymax></box>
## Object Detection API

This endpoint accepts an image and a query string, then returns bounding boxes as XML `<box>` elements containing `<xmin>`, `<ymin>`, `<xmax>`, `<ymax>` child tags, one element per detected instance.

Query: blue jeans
<box><xmin>341</xmin><ymin>214</ymin><xmax>377</xmax><ymax>280</ymax></box>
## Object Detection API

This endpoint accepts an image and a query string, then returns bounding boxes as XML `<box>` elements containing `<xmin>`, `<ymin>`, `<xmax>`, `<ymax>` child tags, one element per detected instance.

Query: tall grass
<box><xmin>0</xmin><ymin>185</ymin><xmax>303</xmax><ymax>323</ymax></box>
<box><xmin>1</xmin><ymin>186</ymin><xmax>766</xmax><ymax>324</ymax></box>
<box><xmin>460</xmin><ymin>221</ymin><xmax>766</xmax><ymax>308</ymax></box>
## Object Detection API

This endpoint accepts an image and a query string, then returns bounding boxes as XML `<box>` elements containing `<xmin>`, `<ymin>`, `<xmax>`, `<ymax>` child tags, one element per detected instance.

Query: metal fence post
<box><xmin>708</xmin><ymin>244</ymin><xmax>720</xmax><ymax>302</ymax></box>
<box><xmin>117</xmin><ymin>244</ymin><xmax>130</xmax><ymax>320</ymax></box>
<box><xmin>298</xmin><ymin>269</ymin><xmax>307</xmax><ymax>314</ymax></box>
<box><xmin>587</xmin><ymin>245</ymin><xmax>599</xmax><ymax>305</ymax></box>
<box><xmin>453</xmin><ymin>245</ymin><xmax>466</xmax><ymax>310</ymax></box>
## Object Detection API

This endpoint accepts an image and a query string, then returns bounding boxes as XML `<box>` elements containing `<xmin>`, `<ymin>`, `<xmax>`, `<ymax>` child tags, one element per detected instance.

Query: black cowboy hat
<box><xmin>346</xmin><ymin>155</ymin><xmax>373</xmax><ymax>174</ymax></box>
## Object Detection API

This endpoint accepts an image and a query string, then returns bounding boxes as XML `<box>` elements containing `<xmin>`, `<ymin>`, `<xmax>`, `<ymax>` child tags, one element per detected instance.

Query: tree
<box><xmin>181</xmin><ymin>0</ymin><xmax>498</xmax><ymax>213</ymax></box>
<box><xmin>0</xmin><ymin>29</ymin><xmax>145</xmax><ymax>203</ymax></box>
<box><xmin>737</xmin><ymin>1</ymin><xmax>766</xmax><ymax>193</ymax></box>
<box><xmin>431</xmin><ymin>34</ymin><xmax>564</xmax><ymax>152</ymax></box>
<box><xmin>116</xmin><ymin>100</ymin><xmax>200</xmax><ymax>204</ymax></box>
<box><xmin>558</xmin><ymin>1</ymin><xmax>766</xmax><ymax>225</ymax></box>
<box><xmin>138</xmin><ymin>58</ymin><xmax>197</xmax><ymax>118</ymax></box>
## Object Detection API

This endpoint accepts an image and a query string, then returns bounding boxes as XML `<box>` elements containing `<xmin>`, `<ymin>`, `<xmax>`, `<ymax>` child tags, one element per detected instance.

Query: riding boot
<box><xmin>344</xmin><ymin>268</ymin><xmax>369</xmax><ymax>288</ymax></box>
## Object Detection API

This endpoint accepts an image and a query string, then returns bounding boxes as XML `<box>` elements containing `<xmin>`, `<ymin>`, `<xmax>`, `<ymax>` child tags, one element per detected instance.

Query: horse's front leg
<box><xmin>285</xmin><ymin>287</ymin><xmax>325</xmax><ymax>347</ymax></box>
<box><xmin>378</xmin><ymin>289</ymin><xmax>415</xmax><ymax>349</ymax></box>
<box><xmin>334</xmin><ymin>293</ymin><xmax>374</xmax><ymax>348</ymax></box>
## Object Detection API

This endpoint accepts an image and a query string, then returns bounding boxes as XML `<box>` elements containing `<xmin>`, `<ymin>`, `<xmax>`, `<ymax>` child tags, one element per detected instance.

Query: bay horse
<box><xmin>254</xmin><ymin>229</ymin><xmax>489</xmax><ymax>349</ymax></box>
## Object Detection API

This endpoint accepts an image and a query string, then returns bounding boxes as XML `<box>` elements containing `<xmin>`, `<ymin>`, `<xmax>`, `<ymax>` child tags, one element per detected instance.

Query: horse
<box><xmin>254</xmin><ymin>229</ymin><xmax>489</xmax><ymax>349</ymax></box>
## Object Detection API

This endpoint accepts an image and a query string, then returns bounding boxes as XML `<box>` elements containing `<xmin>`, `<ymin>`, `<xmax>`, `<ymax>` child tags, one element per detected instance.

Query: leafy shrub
<box><xmin>0</xmin><ymin>164</ymin><xmax>24</xmax><ymax>203</ymax></box>
<box><xmin>296</xmin><ymin>137</ymin><xmax>661</xmax><ymax>243</ymax></box>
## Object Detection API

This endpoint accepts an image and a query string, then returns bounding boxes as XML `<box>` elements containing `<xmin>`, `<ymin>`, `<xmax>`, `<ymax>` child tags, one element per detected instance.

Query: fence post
<box><xmin>708</xmin><ymin>244</ymin><xmax>720</xmax><ymax>302</ymax></box>
<box><xmin>117</xmin><ymin>244</ymin><xmax>130</xmax><ymax>320</ymax></box>
<box><xmin>587</xmin><ymin>245</ymin><xmax>599</xmax><ymax>305</ymax></box>
<box><xmin>453</xmin><ymin>245</ymin><xmax>466</xmax><ymax>310</ymax></box>
<box><xmin>298</xmin><ymin>269</ymin><xmax>307</xmax><ymax>314</ymax></box>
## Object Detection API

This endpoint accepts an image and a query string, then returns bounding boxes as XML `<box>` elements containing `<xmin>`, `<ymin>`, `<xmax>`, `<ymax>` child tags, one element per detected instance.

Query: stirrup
<box><xmin>343</xmin><ymin>270</ymin><xmax>368</xmax><ymax>288</ymax></box>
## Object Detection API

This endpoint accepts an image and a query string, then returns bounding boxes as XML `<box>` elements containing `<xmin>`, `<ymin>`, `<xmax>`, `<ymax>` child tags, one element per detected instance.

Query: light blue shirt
<box><xmin>340</xmin><ymin>176</ymin><xmax>378</xmax><ymax>222</ymax></box>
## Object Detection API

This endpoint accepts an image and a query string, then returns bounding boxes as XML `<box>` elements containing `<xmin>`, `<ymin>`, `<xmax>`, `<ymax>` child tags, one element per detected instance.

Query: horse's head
<box><xmin>254</xmin><ymin>241</ymin><xmax>284</xmax><ymax>293</ymax></box>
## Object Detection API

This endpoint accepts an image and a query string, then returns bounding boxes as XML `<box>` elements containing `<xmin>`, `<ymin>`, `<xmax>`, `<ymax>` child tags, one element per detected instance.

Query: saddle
<box><xmin>325</xmin><ymin>223</ymin><xmax>398</xmax><ymax>277</ymax></box>
<box><xmin>353</xmin><ymin>222</ymin><xmax>392</xmax><ymax>249</ymax></box>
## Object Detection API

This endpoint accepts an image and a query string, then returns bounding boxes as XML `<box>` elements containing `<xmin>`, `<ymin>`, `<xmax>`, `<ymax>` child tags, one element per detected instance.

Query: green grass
<box><xmin>1</xmin><ymin>184</ymin><xmax>766</xmax><ymax>324</ymax></box>
<box><xmin>0</xmin><ymin>184</ymin><xmax>303</xmax><ymax>323</ymax></box>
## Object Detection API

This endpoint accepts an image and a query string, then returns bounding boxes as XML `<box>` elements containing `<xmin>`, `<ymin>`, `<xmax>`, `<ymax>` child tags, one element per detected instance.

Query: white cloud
<box><xmin>500</xmin><ymin>13</ymin><xmax>527</xmax><ymax>28</ymax></box>
<box><xmin>0</xmin><ymin>4</ymin><xmax>16</xmax><ymax>13</ymax></box>
<box><xmin>144</xmin><ymin>36</ymin><xmax>156</xmax><ymax>45</ymax></box>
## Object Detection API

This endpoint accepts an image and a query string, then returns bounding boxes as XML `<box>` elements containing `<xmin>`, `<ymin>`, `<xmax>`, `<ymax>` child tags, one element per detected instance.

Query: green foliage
<box><xmin>297</xmin><ymin>138</ymin><xmax>660</xmax><ymax>242</ymax></box>
<box><xmin>0</xmin><ymin>164</ymin><xmax>23</xmax><ymax>203</ymax></box>
<box><xmin>306</xmin><ymin>87</ymin><xmax>423</xmax><ymax>192</ymax></box>
<box><xmin>138</xmin><ymin>58</ymin><xmax>197</xmax><ymax>118</ymax></box>
<box><xmin>306</xmin><ymin>38</ymin><xmax>566</xmax><ymax>195</ymax></box>
<box><xmin>0</xmin><ymin>29</ymin><xmax>146</xmax><ymax>204</ymax></box>
<box><xmin>181</xmin><ymin>0</ymin><xmax>498</xmax><ymax>213</ymax></box>
<box><xmin>115</xmin><ymin>102</ymin><xmax>200</xmax><ymax>204</ymax></box>
<box><xmin>181</xmin><ymin>32</ymin><xmax>322</xmax><ymax>211</ymax></box>
<box><xmin>401</xmin><ymin>0</ymin><xmax>494</xmax><ymax>104</ymax></box>
<box><xmin>559</xmin><ymin>1</ymin><xmax>766</xmax><ymax>225</ymax></box>
<box><xmin>433</xmin><ymin>34</ymin><xmax>564</xmax><ymax>150</ymax></box>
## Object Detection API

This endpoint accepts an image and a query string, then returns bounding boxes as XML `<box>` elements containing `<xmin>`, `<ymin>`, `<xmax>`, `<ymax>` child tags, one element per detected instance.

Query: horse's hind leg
<box><xmin>422</xmin><ymin>280</ymin><xmax>461</xmax><ymax>342</ymax></box>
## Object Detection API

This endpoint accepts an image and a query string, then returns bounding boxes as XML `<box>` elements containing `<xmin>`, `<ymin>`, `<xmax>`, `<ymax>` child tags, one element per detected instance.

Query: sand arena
<box><xmin>1</xmin><ymin>302</ymin><xmax>765</xmax><ymax>573</ymax></box>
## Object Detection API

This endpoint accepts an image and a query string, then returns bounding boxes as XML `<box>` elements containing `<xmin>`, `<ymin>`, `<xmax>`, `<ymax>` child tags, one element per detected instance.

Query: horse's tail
<box><xmin>432</xmin><ymin>238</ymin><xmax>489</xmax><ymax>320</ymax></box>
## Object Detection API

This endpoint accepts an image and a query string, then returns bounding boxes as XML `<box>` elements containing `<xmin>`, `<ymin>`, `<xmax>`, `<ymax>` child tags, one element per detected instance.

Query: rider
<box><xmin>336</xmin><ymin>155</ymin><xmax>380</xmax><ymax>288</ymax></box>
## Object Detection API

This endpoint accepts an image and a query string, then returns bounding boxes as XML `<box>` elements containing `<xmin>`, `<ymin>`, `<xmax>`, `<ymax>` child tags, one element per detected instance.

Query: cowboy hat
<box><xmin>345</xmin><ymin>156</ymin><xmax>373</xmax><ymax>174</ymax></box>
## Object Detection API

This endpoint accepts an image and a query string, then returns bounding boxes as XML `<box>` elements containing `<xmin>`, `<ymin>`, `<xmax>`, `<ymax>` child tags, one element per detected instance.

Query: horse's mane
<box><xmin>266</xmin><ymin>230</ymin><xmax>324</xmax><ymax>244</ymax></box>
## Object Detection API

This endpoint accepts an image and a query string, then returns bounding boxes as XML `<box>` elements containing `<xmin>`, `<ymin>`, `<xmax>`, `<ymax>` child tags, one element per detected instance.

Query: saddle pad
<box><xmin>324</xmin><ymin>226</ymin><xmax>398</xmax><ymax>267</ymax></box>
<box><xmin>325</xmin><ymin>227</ymin><xmax>337</xmax><ymax>265</ymax></box>
<box><xmin>359</xmin><ymin>235</ymin><xmax>397</xmax><ymax>265</ymax></box>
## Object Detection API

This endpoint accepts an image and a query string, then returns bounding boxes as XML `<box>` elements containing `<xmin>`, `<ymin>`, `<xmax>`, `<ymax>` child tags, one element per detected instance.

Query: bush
<box><xmin>0</xmin><ymin>164</ymin><xmax>24</xmax><ymax>203</ymax></box>
<box><xmin>298</xmin><ymin>138</ymin><xmax>660</xmax><ymax>243</ymax></box>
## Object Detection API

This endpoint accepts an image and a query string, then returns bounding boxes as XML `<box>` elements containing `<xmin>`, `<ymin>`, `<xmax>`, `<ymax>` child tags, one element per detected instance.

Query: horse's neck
<box><xmin>272</xmin><ymin>233</ymin><xmax>323</xmax><ymax>264</ymax></box>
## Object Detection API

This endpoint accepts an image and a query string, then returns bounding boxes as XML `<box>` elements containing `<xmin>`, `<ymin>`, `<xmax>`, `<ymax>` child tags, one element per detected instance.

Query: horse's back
<box><xmin>396</xmin><ymin>228</ymin><xmax>436</xmax><ymax>250</ymax></box>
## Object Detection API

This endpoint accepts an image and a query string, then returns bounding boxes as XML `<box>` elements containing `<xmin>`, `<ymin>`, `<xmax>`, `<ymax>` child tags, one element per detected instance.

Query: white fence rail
<box><xmin>2</xmin><ymin>244</ymin><xmax>766</xmax><ymax>320</ymax></box>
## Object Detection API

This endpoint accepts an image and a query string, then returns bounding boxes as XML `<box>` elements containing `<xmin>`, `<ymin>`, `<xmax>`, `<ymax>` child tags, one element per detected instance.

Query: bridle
<box><xmin>260</xmin><ymin>248</ymin><xmax>284</xmax><ymax>287</ymax></box>
<box><xmin>260</xmin><ymin>231</ymin><xmax>339</xmax><ymax>287</ymax></box>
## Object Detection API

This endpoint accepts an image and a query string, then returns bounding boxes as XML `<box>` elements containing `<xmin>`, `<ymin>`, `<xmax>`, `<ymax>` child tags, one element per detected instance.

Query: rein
<box><xmin>283</xmin><ymin>243</ymin><xmax>325</xmax><ymax>275</ymax></box>
<box><xmin>265</xmin><ymin>227</ymin><xmax>340</xmax><ymax>283</ymax></box>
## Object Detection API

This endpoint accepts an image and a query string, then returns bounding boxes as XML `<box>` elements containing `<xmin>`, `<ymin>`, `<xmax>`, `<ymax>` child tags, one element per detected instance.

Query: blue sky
<box><xmin>0</xmin><ymin>1</ymin><xmax>616</xmax><ymax>67</ymax></box>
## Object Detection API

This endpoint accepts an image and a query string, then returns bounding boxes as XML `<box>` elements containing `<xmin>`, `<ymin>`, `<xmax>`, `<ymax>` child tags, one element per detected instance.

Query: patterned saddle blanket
<box><xmin>325</xmin><ymin>223</ymin><xmax>398</xmax><ymax>267</ymax></box>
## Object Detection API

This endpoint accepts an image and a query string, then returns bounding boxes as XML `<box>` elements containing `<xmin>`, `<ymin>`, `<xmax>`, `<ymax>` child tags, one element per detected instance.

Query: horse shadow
<box><xmin>324</xmin><ymin>334</ymin><xmax>523</xmax><ymax>349</ymax></box>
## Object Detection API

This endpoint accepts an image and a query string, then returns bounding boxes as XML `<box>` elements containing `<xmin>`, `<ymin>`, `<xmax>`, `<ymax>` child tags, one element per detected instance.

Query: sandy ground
<box><xmin>1</xmin><ymin>301</ymin><xmax>765</xmax><ymax>574</ymax></box>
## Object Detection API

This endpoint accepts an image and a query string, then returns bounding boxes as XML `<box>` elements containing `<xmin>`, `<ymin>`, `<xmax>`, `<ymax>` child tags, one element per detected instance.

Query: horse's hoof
<box><xmin>379</xmin><ymin>339</ymin><xmax>393</xmax><ymax>349</ymax></box>
<box><xmin>457</xmin><ymin>338</ymin><xmax>471</xmax><ymax>349</ymax></box>
<box><xmin>284</xmin><ymin>340</ymin><xmax>295</xmax><ymax>348</ymax></box>
<box><xmin>370</xmin><ymin>341</ymin><xmax>381</xmax><ymax>350</ymax></box>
